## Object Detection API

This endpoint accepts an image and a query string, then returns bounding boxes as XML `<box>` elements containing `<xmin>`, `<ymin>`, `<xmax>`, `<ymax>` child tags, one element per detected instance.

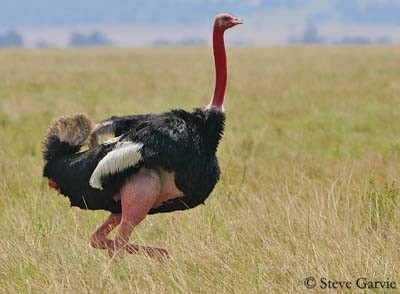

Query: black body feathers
<box><xmin>43</xmin><ymin>108</ymin><xmax>225</xmax><ymax>214</ymax></box>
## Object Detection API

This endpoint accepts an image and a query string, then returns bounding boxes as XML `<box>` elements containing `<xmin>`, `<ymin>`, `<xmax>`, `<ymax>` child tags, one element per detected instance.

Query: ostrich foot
<box><xmin>106</xmin><ymin>239</ymin><xmax>169</xmax><ymax>259</ymax></box>
<box><xmin>123</xmin><ymin>243</ymin><xmax>170</xmax><ymax>259</ymax></box>
<box><xmin>92</xmin><ymin>238</ymin><xmax>169</xmax><ymax>259</ymax></box>
<box><xmin>90</xmin><ymin>234</ymin><xmax>110</xmax><ymax>249</ymax></box>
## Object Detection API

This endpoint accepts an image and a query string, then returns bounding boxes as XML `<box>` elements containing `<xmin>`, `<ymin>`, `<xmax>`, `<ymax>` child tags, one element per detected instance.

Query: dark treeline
<box><xmin>68</xmin><ymin>31</ymin><xmax>111</xmax><ymax>47</ymax></box>
<box><xmin>289</xmin><ymin>25</ymin><xmax>391</xmax><ymax>45</ymax></box>
<box><xmin>0</xmin><ymin>29</ymin><xmax>112</xmax><ymax>48</ymax></box>
<box><xmin>0</xmin><ymin>28</ymin><xmax>393</xmax><ymax>48</ymax></box>
<box><xmin>0</xmin><ymin>30</ymin><xmax>24</xmax><ymax>47</ymax></box>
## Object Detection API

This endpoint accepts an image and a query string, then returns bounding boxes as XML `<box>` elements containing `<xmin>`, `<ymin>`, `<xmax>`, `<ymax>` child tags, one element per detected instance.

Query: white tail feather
<box><xmin>89</xmin><ymin>142</ymin><xmax>143</xmax><ymax>190</ymax></box>
<box><xmin>89</xmin><ymin>120</ymin><xmax>115</xmax><ymax>148</ymax></box>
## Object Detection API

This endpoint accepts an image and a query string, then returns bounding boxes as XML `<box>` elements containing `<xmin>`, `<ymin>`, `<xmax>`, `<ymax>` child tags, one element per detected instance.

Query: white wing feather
<box><xmin>89</xmin><ymin>142</ymin><xmax>143</xmax><ymax>190</ymax></box>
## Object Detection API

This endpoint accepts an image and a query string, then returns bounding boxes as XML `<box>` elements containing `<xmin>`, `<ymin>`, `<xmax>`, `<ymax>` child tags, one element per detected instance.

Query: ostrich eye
<box><xmin>223</xmin><ymin>16</ymin><xmax>230</xmax><ymax>21</ymax></box>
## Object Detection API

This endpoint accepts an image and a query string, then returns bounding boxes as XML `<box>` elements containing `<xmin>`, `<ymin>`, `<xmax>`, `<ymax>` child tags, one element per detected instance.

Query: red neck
<box><xmin>210</xmin><ymin>26</ymin><xmax>227</xmax><ymax>109</ymax></box>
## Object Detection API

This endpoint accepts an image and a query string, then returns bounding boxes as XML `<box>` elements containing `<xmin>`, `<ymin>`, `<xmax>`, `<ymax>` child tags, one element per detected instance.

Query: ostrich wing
<box><xmin>89</xmin><ymin>114</ymin><xmax>156</xmax><ymax>147</ymax></box>
<box><xmin>89</xmin><ymin>111</ymin><xmax>194</xmax><ymax>191</ymax></box>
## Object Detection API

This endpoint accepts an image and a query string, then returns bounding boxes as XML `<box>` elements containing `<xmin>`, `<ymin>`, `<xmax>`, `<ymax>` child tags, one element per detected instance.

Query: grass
<box><xmin>0</xmin><ymin>46</ymin><xmax>400</xmax><ymax>292</ymax></box>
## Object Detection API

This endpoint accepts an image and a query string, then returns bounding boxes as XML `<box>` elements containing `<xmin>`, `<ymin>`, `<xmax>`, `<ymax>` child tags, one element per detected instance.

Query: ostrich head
<box><xmin>214</xmin><ymin>13</ymin><xmax>243</xmax><ymax>30</ymax></box>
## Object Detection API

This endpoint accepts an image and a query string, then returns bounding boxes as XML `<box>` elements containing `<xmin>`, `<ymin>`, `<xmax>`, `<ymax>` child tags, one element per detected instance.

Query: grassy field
<box><xmin>0</xmin><ymin>46</ymin><xmax>400</xmax><ymax>292</ymax></box>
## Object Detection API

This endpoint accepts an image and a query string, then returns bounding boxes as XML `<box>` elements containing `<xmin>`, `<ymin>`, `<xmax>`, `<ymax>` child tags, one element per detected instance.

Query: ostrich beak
<box><xmin>232</xmin><ymin>18</ymin><xmax>243</xmax><ymax>25</ymax></box>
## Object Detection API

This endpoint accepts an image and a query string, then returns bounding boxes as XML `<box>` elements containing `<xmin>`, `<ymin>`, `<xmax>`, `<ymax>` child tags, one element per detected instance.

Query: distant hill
<box><xmin>2</xmin><ymin>1</ymin><xmax>400</xmax><ymax>46</ymax></box>
<box><xmin>0</xmin><ymin>0</ymin><xmax>399</xmax><ymax>27</ymax></box>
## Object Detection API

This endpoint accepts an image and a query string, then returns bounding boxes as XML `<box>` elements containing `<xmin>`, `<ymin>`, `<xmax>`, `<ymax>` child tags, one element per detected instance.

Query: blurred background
<box><xmin>0</xmin><ymin>0</ymin><xmax>399</xmax><ymax>48</ymax></box>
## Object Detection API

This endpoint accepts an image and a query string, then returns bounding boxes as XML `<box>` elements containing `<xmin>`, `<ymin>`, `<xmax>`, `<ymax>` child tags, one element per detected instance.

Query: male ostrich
<box><xmin>43</xmin><ymin>13</ymin><xmax>242</xmax><ymax>257</ymax></box>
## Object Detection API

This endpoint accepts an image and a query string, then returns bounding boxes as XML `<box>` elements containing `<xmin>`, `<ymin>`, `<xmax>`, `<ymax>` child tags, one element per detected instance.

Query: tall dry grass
<box><xmin>0</xmin><ymin>46</ymin><xmax>400</xmax><ymax>292</ymax></box>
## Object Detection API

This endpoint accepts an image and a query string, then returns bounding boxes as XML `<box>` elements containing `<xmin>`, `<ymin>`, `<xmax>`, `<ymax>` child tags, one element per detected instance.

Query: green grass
<box><xmin>0</xmin><ymin>46</ymin><xmax>400</xmax><ymax>292</ymax></box>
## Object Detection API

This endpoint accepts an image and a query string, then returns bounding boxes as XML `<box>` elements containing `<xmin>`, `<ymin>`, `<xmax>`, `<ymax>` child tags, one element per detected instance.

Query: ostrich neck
<box><xmin>210</xmin><ymin>27</ymin><xmax>227</xmax><ymax>108</ymax></box>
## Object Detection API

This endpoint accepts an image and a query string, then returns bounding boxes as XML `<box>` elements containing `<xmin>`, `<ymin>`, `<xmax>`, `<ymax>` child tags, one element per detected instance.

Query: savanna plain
<box><xmin>0</xmin><ymin>46</ymin><xmax>400</xmax><ymax>293</ymax></box>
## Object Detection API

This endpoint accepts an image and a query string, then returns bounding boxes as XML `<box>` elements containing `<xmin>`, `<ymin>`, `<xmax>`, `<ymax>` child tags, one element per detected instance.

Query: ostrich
<box><xmin>43</xmin><ymin>13</ymin><xmax>242</xmax><ymax>257</ymax></box>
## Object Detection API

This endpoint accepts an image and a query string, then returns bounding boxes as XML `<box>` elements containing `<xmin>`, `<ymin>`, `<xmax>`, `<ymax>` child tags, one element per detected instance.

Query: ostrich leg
<box><xmin>90</xmin><ymin>213</ymin><xmax>122</xmax><ymax>249</ymax></box>
<box><xmin>90</xmin><ymin>212</ymin><xmax>168</xmax><ymax>257</ymax></box>
<box><xmin>108</xmin><ymin>169</ymin><xmax>169</xmax><ymax>258</ymax></box>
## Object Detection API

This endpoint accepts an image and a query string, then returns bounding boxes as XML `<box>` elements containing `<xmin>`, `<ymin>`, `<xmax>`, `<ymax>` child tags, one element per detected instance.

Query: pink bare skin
<box><xmin>90</xmin><ymin>168</ymin><xmax>175</xmax><ymax>258</ymax></box>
